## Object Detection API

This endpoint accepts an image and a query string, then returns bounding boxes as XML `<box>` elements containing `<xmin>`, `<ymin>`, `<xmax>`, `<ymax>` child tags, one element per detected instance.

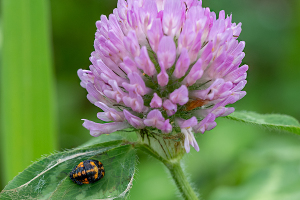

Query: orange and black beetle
<box><xmin>69</xmin><ymin>159</ymin><xmax>105</xmax><ymax>185</ymax></box>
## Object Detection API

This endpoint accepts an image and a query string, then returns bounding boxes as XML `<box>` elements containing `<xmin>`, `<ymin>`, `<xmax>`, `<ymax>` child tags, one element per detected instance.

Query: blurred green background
<box><xmin>1</xmin><ymin>0</ymin><xmax>300</xmax><ymax>199</ymax></box>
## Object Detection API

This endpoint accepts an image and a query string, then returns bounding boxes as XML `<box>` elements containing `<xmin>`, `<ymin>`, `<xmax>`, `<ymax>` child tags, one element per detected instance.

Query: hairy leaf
<box><xmin>0</xmin><ymin>136</ymin><xmax>136</xmax><ymax>200</ymax></box>
<box><xmin>226</xmin><ymin>111</ymin><xmax>300</xmax><ymax>135</ymax></box>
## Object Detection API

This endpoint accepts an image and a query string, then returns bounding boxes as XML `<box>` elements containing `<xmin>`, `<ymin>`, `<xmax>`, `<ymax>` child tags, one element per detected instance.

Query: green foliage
<box><xmin>0</xmin><ymin>0</ymin><xmax>56</xmax><ymax>185</ymax></box>
<box><xmin>1</xmin><ymin>111</ymin><xmax>300</xmax><ymax>199</ymax></box>
<box><xmin>207</xmin><ymin>131</ymin><xmax>300</xmax><ymax>200</ymax></box>
<box><xmin>1</xmin><ymin>1</ymin><xmax>300</xmax><ymax>198</ymax></box>
<box><xmin>226</xmin><ymin>111</ymin><xmax>300</xmax><ymax>135</ymax></box>
<box><xmin>0</xmin><ymin>135</ymin><xmax>136</xmax><ymax>200</ymax></box>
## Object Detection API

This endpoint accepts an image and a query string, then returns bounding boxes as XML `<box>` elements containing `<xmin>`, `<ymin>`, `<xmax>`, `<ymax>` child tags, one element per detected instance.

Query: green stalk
<box><xmin>136</xmin><ymin>141</ymin><xmax>199</xmax><ymax>200</ymax></box>
<box><xmin>164</xmin><ymin>161</ymin><xmax>199</xmax><ymax>200</ymax></box>
<box><xmin>0</xmin><ymin>0</ymin><xmax>57</xmax><ymax>185</ymax></box>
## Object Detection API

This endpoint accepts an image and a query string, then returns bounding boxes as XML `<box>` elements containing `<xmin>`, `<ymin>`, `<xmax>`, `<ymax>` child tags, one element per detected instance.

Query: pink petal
<box><xmin>169</xmin><ymin>85</ymin><xmax>189</xmax><ymax>105</ymax></box>
<box><xmin>122</xmin><ymin>72</ymin><xmax>151</xmax><ymax>96</ymax></box>
<box><xmin>176</xmin><ymin>116</ymin><xmax>198</xmax><ymax>129</ymax></box>
<box><xmin>157</xmin><ymin>66</ymin><xmax>169</xmax><ymax>87</ymax></box>
<box><xmin>193</xmin><ymin>113</ymin><xmax>216</xmax><ymax>133</ymax></box>
<box><xmin>123</xmin><ymin>109</ymin><xmax>145</xmax><ymax>129</ymax></box>
<box><xmin>159</xmin><ymin>119</ymin><xmax>172</xmax><ymax>133</ymax></box>
<box><xmin>147</xmin><ymin>19</ymin><xmax>163</xmax><ymax>53</ymax></box>
<box><xmin>144</xmin><ymin>109</ymin><xmax>165</xmax><ymax>128</ymax></box>
<box><xmin>163</xmin><ymin>0</ymin><xmax>182</xmax><ymax>36</ymax></box>
<box><xmin>139</xmin><ymin>0</ymin><xmax>158</xmax><ymax>32</ymax></box>
<box><xmin>135</xmin><ymin>46</ymin><xmax>157</xmax><ymax>76</ymax></box>
<box><xmin>95</xmin><ymin>102</ymin><xmax>125</xmax><ymax>122</ymax></box>
<box><xmin>123</xmin><ymin>30</ymin><xmax>140</xmax><ymax>57</ymax></box>
<box><xmin>150</xmin><ymin>93</ymin><xmax>162</xmax><ymax>108</ymax></box>
<box><xmin>82</xmin><ymin>120</ymin><xmax>130</xmax><ymax>137</ymax></box>
<box><xmin>183</xmin><ymin>58</ymin><xmax>203</xmax><ymax>86</ymax></box>
<box><xmin>173</xmin><ymin>48</ymin><xmax>190</xmax><ymax>78</ymax></box>
<box><xmin>163</xmin><ymin>99</ymin><xmax>177</xmax><ymax>116</ymax></box>
<box><xmin>157</xmin><ymin>36</ymin><xmax>176</xmax><ymax>69</ymax></box>
<box><xmin>123</xmin><ymin>93</ymin><xmax>145</xmax><ymax>113</ymax></box>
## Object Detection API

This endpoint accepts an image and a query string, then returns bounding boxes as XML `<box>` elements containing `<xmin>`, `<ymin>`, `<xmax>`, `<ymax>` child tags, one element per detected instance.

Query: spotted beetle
<box><xmin>69</xmin><ymin>159</ymin><xmax>105</xmax><ymax>185</ymax></box>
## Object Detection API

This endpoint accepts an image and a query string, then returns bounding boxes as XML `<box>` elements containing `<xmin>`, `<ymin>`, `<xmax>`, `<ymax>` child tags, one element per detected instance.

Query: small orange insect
<box><xmin>70</xmin><ymin>160</ymin><xmax>105</xmax><ymax>185</ymax></box>
<box><xmin>185</xmin><ymin>99</ymin><xmax>208</xmax><ymax>111</ymax></box>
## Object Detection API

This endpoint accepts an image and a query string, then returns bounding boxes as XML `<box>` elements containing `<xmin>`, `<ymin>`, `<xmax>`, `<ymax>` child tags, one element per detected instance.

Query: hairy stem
<box><xmin>135</xmin><ymin>140</ymin><xmax>199</xmax><ymax>200</ymax></box>
<box><xmin>164</xmin><ymin>161</ymin><xmax>199</xmax><ymax>200</ymax></box>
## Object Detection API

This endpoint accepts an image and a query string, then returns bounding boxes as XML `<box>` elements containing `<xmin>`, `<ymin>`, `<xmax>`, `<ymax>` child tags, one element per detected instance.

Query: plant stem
<box><xmin>135</xmin><ymin>140</ymin><xmax>199</xmax><ymax>200</ymax></box>
<box><xmin>164</xmin><ymin>161</ymin><xmax>199</xmax><ymax>200</ymax></box>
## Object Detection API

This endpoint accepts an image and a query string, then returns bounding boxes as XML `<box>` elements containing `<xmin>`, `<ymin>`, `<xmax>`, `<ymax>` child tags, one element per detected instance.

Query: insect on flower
<box><xmin>185</xmin><ymin>99</ymin><xmax>208</xmax><ymax>111</ymax></box>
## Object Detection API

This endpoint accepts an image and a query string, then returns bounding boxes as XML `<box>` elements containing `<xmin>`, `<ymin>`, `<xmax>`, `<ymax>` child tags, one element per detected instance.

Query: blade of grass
<box><xmin>0</xmin><ymin>0</ymin><xmax>57</xmax><ymax>185</ymax></box>
<box><xmin>0</xmin><ymin>11</ymin><xmax>3</xmax><ymax>191</ymax></box>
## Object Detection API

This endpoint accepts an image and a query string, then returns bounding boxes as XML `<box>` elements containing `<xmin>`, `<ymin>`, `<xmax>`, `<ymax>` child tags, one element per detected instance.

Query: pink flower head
<box><xmin>79</xmin><ymin>0</ymin><xmax>248</xmax><ymax>153</ymax></box>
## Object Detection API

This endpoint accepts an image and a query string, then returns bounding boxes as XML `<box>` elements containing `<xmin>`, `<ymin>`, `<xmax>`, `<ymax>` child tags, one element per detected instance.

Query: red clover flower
<box><xmin>78</xmin><ymin>0</ymin><xmax>248</xmax><ymax>153</ymax></box>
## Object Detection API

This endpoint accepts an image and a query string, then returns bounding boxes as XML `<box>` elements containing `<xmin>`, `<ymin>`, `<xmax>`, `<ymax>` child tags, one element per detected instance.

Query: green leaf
<box><xmin>0</xmin><ymin>136</ymin><xmax>136</xmax><ymax>200</ymax></box>
<box><xmin>79</xmin><ymin>130</ymin><xmax>138</xmax><ymax>149</ymax></box>
<box><xmin>226</xmin><ymin>111</ymin><xmax>300</xmax><ymax>135</ymax></box>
